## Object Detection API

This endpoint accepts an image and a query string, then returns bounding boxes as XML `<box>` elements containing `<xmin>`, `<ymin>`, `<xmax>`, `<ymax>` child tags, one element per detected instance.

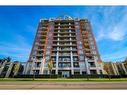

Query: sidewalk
<box><xmin>0</xmin><ymin>82</ymin><xmax>127</xmax><ymax>89</ymax></box>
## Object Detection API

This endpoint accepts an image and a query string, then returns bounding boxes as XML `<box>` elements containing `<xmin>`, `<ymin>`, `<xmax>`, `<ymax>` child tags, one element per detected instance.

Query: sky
<box><xmin>0</xmin><ymin>6</ymin><xmax>127</xmax><ymax>62</ymax></box>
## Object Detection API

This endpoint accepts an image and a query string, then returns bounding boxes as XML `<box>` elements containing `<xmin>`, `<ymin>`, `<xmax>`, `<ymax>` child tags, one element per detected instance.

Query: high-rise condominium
<box><xmin>24</xmin><ymin>15</ymin><xmax>103</xmax><ymax>77</ymax></box>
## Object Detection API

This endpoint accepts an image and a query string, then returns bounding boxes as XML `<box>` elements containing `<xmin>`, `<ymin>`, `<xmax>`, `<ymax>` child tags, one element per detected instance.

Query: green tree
<box><xmin>123</xmin><ymin>58</ymin><xmax>127</xmax><ymax>72</ymax></box>
<box><xmin>103</xmin><ymin>63</ymin><xmax>111</xmax><ymax>80</ymax></box>
<box><xmin>48</xmin><ymin>59</ymin><xmax>53</xmax><ymax>78</ymax></box>
<box><xmin>12</xmin><ymin>62</ymin><xmax>20</xmax><ymax>77</ymax></box>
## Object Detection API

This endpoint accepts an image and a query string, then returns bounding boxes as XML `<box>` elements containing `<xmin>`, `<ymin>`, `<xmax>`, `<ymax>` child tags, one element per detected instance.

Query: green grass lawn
<box><xmin>0</xmin><ymin>78</ymin><xmax>127</xmax><ymax>82</ymax></box>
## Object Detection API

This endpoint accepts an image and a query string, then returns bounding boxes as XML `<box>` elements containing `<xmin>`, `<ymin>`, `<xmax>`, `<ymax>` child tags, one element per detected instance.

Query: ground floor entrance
<box><xmin>58</xmin><ymin>70</ymin><xmax>71</xmax><ymax>78</ymax></box>
<box><xmin>62</xmin><ymin>71</ymin><xmax>70</xmax><ymax>78</ymax></box>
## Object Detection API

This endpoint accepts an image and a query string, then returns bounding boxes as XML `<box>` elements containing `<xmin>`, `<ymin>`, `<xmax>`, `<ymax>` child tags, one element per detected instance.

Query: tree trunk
<box><xmin>33</xmin><ymin>71</ymin><xmax>35</xmax><ymax>80</ymax></box>
<box><xmin>108</xmin><ymin>73</ymin><xmax>111</xmax><ymax>80</ymax></box>
<box><xmin>50</xmin><ymin>70</ymin><xmax>52</xmax><ymax>78</ymax></box>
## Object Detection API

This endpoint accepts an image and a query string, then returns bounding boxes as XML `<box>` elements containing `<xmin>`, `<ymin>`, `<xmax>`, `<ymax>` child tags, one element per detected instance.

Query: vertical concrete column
<box><xmin>39</xmin><ymin>59</ymin><xmax>45</xmax><ymax>74</ymax></box>
<box><xmin>0</xmin><ymin>61</ymin><xmax>7</xmax><ymax>75</ymax></box>
<box><xmin>112</xmin><ymin>63</ymin><xmax>118</xmax><ymax>75</ymax></box>
<box><xmin>94</xmin><ymin>56</ymin><xmax>100</xmax><ymax>74</ymax></box>
<box><xmin>70</xmin><ymin>37</ymin><xmax>71</xmax><ymax>41</ymax></box>
<box><xmin>23</xmin><ymin>62</ymin><xmax>30</xmax><ymax>74</ymax></box>
<box><xmin>5</xmin><ymin>62</ymin><xmax>14</xmax><ymax>78</ymax></box>
<box><xmin>80</xmin><ymin>69</ymin><xmax>82</xmax><ymax>75</ymax></box>
<box><xmin>56</xmin><ymin>51</ymin><xmax>59</xmax><ymax>75</ymax></box>
<box><xmin>100</xmin><ymin>62</ymin><xmax>105</xmax><ymax>74</ymax></box>
<box><xmin>47</xmin><ymin>70</ymin><xmax>50</xmax><ymax>74</ymax></box>
<box><xmin>85</xmin><ymin>58</ymin><xmax>90</xmax><ymax>74</ymax></box>
<box><xmin>114</xmin><ymin>64</ymin><xmax>119</xmax><ymax>75</ymax></box>
<box><xmin>71</xmin><ymin>50</ymin><xmax>74</xmax><ymax>75</ymax></box>
<box><xmin>30</xmin><ymin>61</ymin><xmax>35</xmax><ymax>74</ymax></box>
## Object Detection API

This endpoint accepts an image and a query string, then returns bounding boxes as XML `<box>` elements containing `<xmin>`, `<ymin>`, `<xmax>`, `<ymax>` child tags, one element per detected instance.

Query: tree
<box><xmin>12</xmin><ymin>62</ymin><xmax>20</xmax><ymax>77</ymax></box>
<box><xmin>123</xmin><ymin>57</ymin><xmax>127</xmax><ymax>64</ymax></box>
<box><xmin>48</xmin><ymin>59</ymin><xmax>53</xmax><ymax>78</ymax></box>
<box><xmin>0</xmin><ymin>57</ymin><xmax>11</xmax><ymax>70</ymax></box>
<box><xmin>123</xmin><ymin>58</ymin><xmax>127</xmax><ymax>72</ymax></box>
<box><xmin>103</xmin><ymin>63</ymin><xmax>111</xmax><ymax>80</ymax></box>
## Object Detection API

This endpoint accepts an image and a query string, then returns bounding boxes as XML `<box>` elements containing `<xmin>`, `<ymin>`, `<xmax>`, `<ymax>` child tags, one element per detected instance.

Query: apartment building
<box><xmin>25</xmin><ymin>15</ymin><xmax>103</xmax><ymax>77</ymax></box>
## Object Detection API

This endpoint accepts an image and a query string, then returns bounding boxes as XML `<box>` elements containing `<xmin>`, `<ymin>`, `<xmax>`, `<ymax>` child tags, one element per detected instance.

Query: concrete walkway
<box><xmin>0</xmin><ymin>82</ymin><xmax>127</xmax><ymax>89</ymax></box>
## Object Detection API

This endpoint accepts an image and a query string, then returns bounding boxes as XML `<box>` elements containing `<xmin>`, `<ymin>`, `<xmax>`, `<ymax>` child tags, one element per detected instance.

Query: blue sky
<box><xmin>0</xmin><ymin>6</ymin><xmax>127</xmax><ymax>62</ymax></box>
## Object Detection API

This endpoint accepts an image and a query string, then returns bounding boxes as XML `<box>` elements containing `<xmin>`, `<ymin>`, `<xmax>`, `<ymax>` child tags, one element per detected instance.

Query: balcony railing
<box><xmin>59</xmin><ymin>53</ymin><xmax>71</xmax><ymax>56</ymax></box>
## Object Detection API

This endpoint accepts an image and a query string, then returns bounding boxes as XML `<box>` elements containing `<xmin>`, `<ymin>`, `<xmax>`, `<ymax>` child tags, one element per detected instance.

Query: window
<box><xmin>78</xmin><ymin>37</ymin><xmax>81</xmax><ymax>41</ymax></box>
<box><xmin>89</xmin><ymin>63</ymin><xmax>96</xmax><ymax>67</ymax></box>
<box><xmin>80</xmin><ymin>62</ymin><xmax>85</xmax><ymax>67</ymax></box>
<box><xmin>79</xmin><ymin>56</ymin><xmax>84</xmax><ymax>60</ymax></box>
<box><xmin>78</xmin><ymin>41</ymin><xmax>82</xmax><ymax>45</ymax></box>
<box><xmin>89</xmin><ymin>38</ymin><xmax>93</xmax><ymax>40</ymax></box>
<box><xmin>36</xmin><ymin>62</ymin><xmax>41</xmax><ymax>67</ymax></box>
<box><xmin>43</xmin><ymin>70</ymin><xmax>48</xmax><ymax>74</ymax></box>
<box><xmin>82</xmin><ymin>71</ymin><xmax>86</xmax><ymax>75</ymax></box>
<box><xmin>73</xmin><ymin>62</ymin><xmax>79</xmax><ymax>67</ymax></box>
<box><xmin>75</xmin><ymin>25</ymin><xmax>79</xmax><ymax>28</ymax></box>
<box><xmin>90</xmin><ymin>70</ymin><xmax>97</xmax><ymax>74</ymax></box>
<box><xmin>78</xmin><ymin>45</ymin><xmax>82</xmax><ymax>49</ymax></box>
<box><xmin>76</xmin><ymin>30</ymin><xmax>80</xmax><ymax>33</ymax></box>
<box><xmin>45</xmin><ymin>56</ymin><xmax>50</xmax><ymax>60</ymax></box>
<box><xmin>44</xmin><ymin>63</ymin><xmax>48</xmax><ymax>67</ymax></box>
<box><xmin>93</xmin><ymin>51</ymin><xmax>96</xmax><ymax>55</ymax></box>
<box><xmin>46</xmin><ymin>51</ymin><xmax>50</xmax><ymax>55</ymax></box>
<box><xmin>85</xmin><ymin>19</ymin><xmax>89</xmax><ymax>23</ymax></box>
<box><xmin>79</xmin><ymin>50</ymin><xmax>83</xmax><ymax>54</ymax></box>
<box><xmin>53</xmin><ymin>63</ymin><xmax>56</xmax><ymax>67</ymax></box>
<box><xmin>35</xmin><ymin>70</ymin><xmax>39</xmax><ymax>75</ymax></box>
<box><xmin>74</xmin><ymin>70</ymin><xmax>80</xmax><ymax>75</ymax></box>
<box><xmin>89</xmin><ymin>33</ymin><xmax>92</xmax><ymax>37</ymax></box>
<box><xmin>90</xmin><ymin>42</ymin><xmax>94</xmax><ymax>45</ymax></box>
<box><xmin>50</xmin><ymin>22</ymin><xmax>54</xmax><ymax>29</ymax></box>
<box><xmin>73</xmin><ymin>57</ymin><xmax>78</xmax><ymax>61</ymax></box>
<box><xmin>90</xmin><ymin>46</ymin><xmax>95</xmax><ymax>49</ymax></box>
<box><xmin>75</xmin><ymin>22</ymin><xmax>79</xmax><ymax>25</ymax></box>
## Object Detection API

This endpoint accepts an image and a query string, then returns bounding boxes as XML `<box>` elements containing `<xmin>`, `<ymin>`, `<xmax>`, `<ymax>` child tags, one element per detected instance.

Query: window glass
<box><xmin>78</xmin><ymin>45</ymin><xmax>82</xmax><ymax>49</ymax></box>
<box><xmin>79</xmin><ymin>56</ymin><xmax>84</xmax><ymax>60</ymax></box>
<box><xmin>80</xmin><ymin>62</ymin><xmax>85</xmax><ymax>67</ymax></box>
<box><xmin>79</xmin><ymin>50</ymin><xmax>83</xmax><ymax>54</ymax></box>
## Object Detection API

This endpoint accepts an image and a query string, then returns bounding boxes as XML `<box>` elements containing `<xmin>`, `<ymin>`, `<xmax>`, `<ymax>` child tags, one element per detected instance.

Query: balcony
<box><xmin>52</xmin><ymin>53</ymin><xmax>57</xmax><ymax>56</ymax></box>
<box><xmin>88</xmin><ymin>59</ymin><xmax>94</xmax><ymax>62</ymax></box>
<box><xmin>59</xmin><ymin>48</ymin><xmax>70</xmax><ymax>50</ymax></box>
<box><xmin>39</xmin><ymin>39</ymin><xmax>45</xmax><ymax>42</ymax></box>
<box><xmin>36</xmin><ymin>54</ymin><xmax>43</xmax><ymax>57</ymax></box>
<box><xmin>58</xmin><ymin>59</ymin><xmax>71</xmax><ymax>62</ymax></box>
<box><xmin>85</xmin><ymin>53</ymin><xmax>94</xmax><ymax>56</ymax></box>
<box><xmin>38</xmin><ymin>44</ymin><xmax>45</xmax><ymax>46</ymax></box>
<box><xmin>58</xmin><ymin>64</ymin><xmax>71</xmax><ymax>68</ymax></box>
<box><xmin>59</xmin><ymin>53</ymin><xmax>71</xmax><ymax>56</ymax></box>
<box><xmin>36</xmin><ymin>49</ymin><xmax>44</xmax><ymax>51</ymax></box>
<box><xmin>73</xmin><ymin>53</ymin><xmax>78</xmax><ymax>56</ymax></box>
<box><xmin>90</xmin><ymin>65</ymin><xmax>96</xmax><ymax>67</ymax></box>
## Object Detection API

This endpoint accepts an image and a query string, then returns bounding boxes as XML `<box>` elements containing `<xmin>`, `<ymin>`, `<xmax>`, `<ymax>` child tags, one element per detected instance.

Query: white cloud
<box><xmin>95</xmin><ymin>30</ymin><xmax>105</xmax><ymax>41</ymax></box>
<box><xmin>108</xmin><ymin>27</ymin><xmax>126</xmax><ymax>41</ymax></box>
<box><xmin>96</xmin><ymin>12</ymin><xmax>127</xmax><ymax>42</ymax></box>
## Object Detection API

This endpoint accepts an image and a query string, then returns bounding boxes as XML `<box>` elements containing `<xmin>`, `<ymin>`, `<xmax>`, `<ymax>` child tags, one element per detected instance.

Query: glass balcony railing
<box><xmin>59</xmin><ymin>48</ymin><xmax>71</xmax><ymax>50</ymax></box>
<box><xmin>58</xmin><ymin>59</ymin><xmax>71</xmax><ymax>62</ymax></box>
<box><xmin>59</xmin><ymin>53</ymin><xmax>71</xmax><ymax>56</ymax></box>
<box><xmin>58</xmin><ymin>64</ymin><xmax>71</xmax><ymax>68</ymax></box>
<box><xmin>90</xmin><ymin>65</ymin><xmax>96</xmax><ymax>67</ymax></box>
